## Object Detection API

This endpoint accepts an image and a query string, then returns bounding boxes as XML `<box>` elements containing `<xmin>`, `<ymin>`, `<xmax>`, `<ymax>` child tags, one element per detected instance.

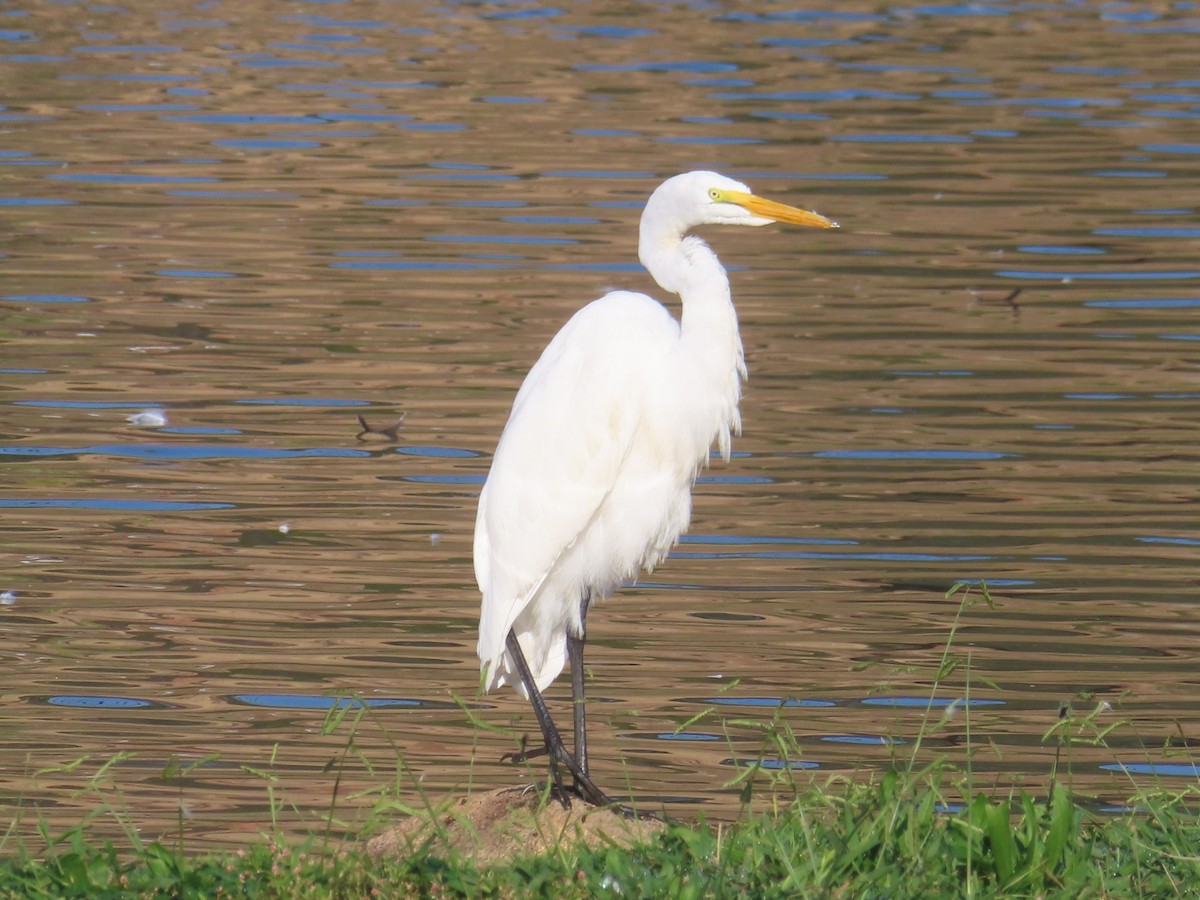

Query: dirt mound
<box><xmin>366</xmin><ymin>787</ymin><xmax>667</xmax><ymax>868</ymax></box>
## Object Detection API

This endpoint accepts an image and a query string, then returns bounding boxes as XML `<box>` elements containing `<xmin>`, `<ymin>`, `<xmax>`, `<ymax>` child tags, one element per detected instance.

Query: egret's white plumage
<box><xmin>473</xmin><ymin>171</ymin><xmax>836</xmax><ymax>807</ymax></box>
<box><xmin>475</xmin><ymin>171</ymin><xmax>835</xmax><ymax>715</ymax></box>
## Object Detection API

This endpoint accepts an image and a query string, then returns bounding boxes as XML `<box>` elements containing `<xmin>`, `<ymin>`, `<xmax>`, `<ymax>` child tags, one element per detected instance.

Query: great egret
<box><xmin>475</xmin><ymin>170</ymin><xmax>837</xmax><ymax>807</ymax></box>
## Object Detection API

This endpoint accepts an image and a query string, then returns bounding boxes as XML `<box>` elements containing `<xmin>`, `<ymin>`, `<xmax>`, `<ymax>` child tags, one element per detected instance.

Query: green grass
<box><xmin>3</xmin><ymin>582</ymin><xmax>1199</xmax><ymax>897</ymax></box>
<box><xmin>2</xmin><ymin>774</ymin><xmax>1198</xmax><ymax>898</ymax></box>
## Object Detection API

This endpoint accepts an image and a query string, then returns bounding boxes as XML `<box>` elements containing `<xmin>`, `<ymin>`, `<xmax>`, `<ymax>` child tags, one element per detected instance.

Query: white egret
<box><xmin>475</xmin><ymin>170</ymin><xmax>837</xmax><ymax>807</ymax></box>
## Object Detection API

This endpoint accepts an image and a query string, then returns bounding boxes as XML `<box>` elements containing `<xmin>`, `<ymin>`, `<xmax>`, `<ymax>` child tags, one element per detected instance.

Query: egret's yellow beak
<box><xmin>726</xmin><ymin>190</ymin><xmax>838</xmax><ymax>229</ymax></box>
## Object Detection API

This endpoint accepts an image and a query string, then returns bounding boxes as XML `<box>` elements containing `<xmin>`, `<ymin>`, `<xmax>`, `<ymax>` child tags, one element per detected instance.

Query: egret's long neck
<box><xmin>639</xmin><ymin>216</ymin><xmax>746</xmax><ymax>455</ymax></box>
<box><xmin>641</xmin><ymin>215</ymin><xmax>743</xmax><ymax>353</ymax></box>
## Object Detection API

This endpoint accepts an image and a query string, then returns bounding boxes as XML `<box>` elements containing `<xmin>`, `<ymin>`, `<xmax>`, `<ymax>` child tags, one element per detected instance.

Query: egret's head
<box><xmin>647</xmin><ymin>170</ymin><xmax>838</xmax><ymax>232</ymax></box>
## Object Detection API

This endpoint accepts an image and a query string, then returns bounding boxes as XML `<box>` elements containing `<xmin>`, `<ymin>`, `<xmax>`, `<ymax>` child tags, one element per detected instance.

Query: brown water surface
<box><xmin>1</xmin><ymin>0</ymin><xmax>1198</xmax><ymax>848</ymax></box>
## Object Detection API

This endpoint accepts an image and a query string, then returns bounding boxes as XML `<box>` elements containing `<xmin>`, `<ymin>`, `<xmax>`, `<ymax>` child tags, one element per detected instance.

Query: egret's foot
<box><xmin>611</xmin><ymin>802</ymin><xmax>648</xmax><ymax>820</ymax></box>
<box><xmin>501</xmin><ymin>748</ymin><xmax>647</xmax><ymax>817</ymax></box>
<box><xmin>541</xmin><ymin>778</ymin><xmax>615</xmax><ymax>814</ymax></box>
<box><xmin>547</xmin><ymin>779</ymin><xmax>576</xmax><ymax>810</ymax></box>
<box><xmin>518</xmin><ymin>775</ymin><xmax>651</xmax><ymax>820</ymax></box>
<box><xmin>509</xmin><ymin>779</ymin><xmax>575</xmax><ymax>809</ymax></box>
<box><xmin>570</xmin><ymin>775</ymin><xmax>612</xmax><ymax>809</ymax></box>
<box><xmin>567</xmin><ymin>783</ymin><xmax>648</xmax><ymax>820</ymax></box>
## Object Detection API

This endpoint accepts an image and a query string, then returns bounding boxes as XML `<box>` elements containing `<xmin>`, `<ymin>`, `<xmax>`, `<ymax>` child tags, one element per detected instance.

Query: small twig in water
<box><xmin>356</xmin><ymin>412</ymin><xmax>406</xmax><ymax>442</ymax></box>
<box><xmin>966</xmin><ymin>287</ymin><xmax>1022</xmax><ymax>320</ymax></box>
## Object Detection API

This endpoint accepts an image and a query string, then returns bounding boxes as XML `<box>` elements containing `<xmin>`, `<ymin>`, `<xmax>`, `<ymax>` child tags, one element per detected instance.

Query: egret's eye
<box><xmin>708</xmin><ymin>188</ymin><xmax>723</xmax><ymax>202</ymax></box>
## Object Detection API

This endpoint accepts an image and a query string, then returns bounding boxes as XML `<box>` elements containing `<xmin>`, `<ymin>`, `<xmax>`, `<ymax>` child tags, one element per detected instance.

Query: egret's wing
<box><xmin>475</xmin><ymin>292</ymin><xmax>678</xmax><ymax>683</ymax></box>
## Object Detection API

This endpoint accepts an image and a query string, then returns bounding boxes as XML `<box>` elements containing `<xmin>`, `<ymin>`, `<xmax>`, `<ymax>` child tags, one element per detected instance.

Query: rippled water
<box><xmin>2</xmin><ymin>1</ymin><xmax>1198</xmax><ymax>848</ymax></box>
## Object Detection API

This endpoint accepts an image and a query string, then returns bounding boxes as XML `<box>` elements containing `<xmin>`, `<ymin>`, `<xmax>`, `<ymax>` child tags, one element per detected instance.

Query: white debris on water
<box><xmin>126</xmin><ymin>408</ymin><xmax>168</xmax><ymax>427</ymax></box>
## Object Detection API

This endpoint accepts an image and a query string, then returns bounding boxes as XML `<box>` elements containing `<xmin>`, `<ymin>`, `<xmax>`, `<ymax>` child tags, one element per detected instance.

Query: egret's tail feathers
<box><xmin>480</xmin><ymin>655</ymin><xmax>527</xmax><ymax>700</ymax></box>
<box><xmin>478</xmin><ymin>628</ymin><xmax>567</xmax><ymax>699</ymax></box>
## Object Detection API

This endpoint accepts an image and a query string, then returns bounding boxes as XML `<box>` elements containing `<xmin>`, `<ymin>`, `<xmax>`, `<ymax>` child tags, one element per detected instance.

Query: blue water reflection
<box><xmin>0</xmin><ymin>445</ymin><xmax>367</xmax><ymax>461</ymax></box>
<box><xmin>813</xmin><ymin>450</ymin><xmax>1013</xmax><ymax>461</ymax></box>
<box><xmin>0</xmin><ymin>498</ymin><xmax>233</xmax><ymax>511</ymax></box>
<box><xmin>231</xmin><ymin>693</ymin><xmax>469</xmax><ymax>711</ymax></box>
<box><xmin>3</xmin><ymin>293</ymin><xmax>88</xmax><ymax>302</ymax></box>
<box><xmin>652</xmin><ymin>732</ymin><xmax>721</xmax><ymax>742</ymax></box>
<box><xmin>46</xmin><ymin>696</ymin><xmax>156</xmax><ymax>709</ymax></box>
<box><xmin>1100</xmin><ymin>762</ymin><xmax>1200</xmax><ymax>778</ymax></box>
<box><xmin>48</xmin><ymin>173</ymin><xmax>217</xmax><ymax>184</ymax></box>
<box><xmin>395</xmin><ymin>446</ymin><xmax>480</xmax><ymax>458</ymax></box>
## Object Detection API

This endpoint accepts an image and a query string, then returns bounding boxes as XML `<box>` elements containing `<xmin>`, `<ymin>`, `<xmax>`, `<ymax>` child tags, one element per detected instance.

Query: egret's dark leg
<box><xmin>567</xmin><ymin>593</ymin><xmax>591</xmax><ymax>782</ymax></box>
<box><xmin>504</xmin><ymin>629</ymin><xmax>612</xmax><ymax>808</ymax></box>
